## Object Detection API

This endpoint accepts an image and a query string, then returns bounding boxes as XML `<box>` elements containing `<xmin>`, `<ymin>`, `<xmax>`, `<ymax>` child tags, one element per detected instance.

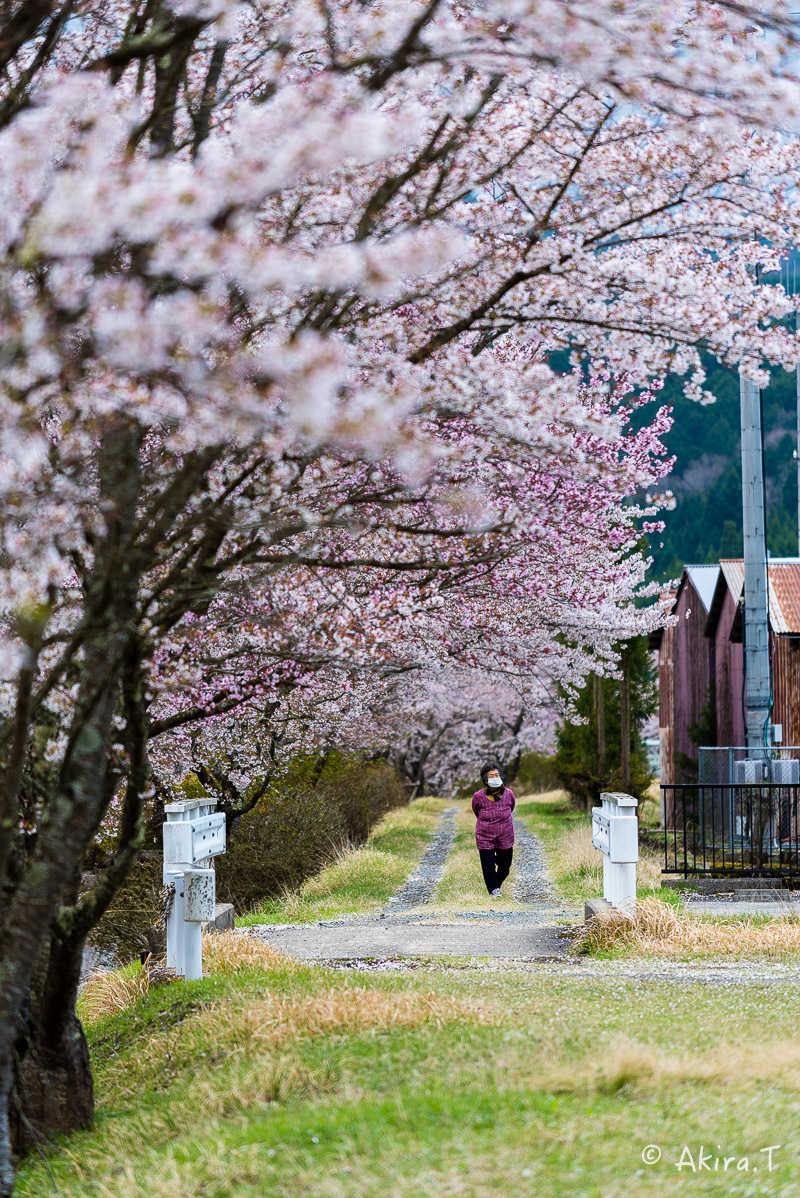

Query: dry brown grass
<box><xmin>82</xmin><ymin>931</ymin><xmax>489</xmax><ymax>1035</ymax></box>
<box><xmin>80</xmin><ymin>932</ymin><xmax>299</xmax><ymax>1023</ymax></box>
<box><xmin>194</xmin><ymin>986</ymin><xmax>502</xmax><ymax>1051</ymax></box>
<box><xmin>80</xmin><ymin>961</ymin><xmax>153</xmax><ymax>1022</ymax></box>
<box><xmin>554</xmin><ymin>821</ymin><xmax>602</xmax><ymax>886</ymax></box>
<box><xmin>577</xmin><ymin>895</ymin><xmax>800</xmax><ymax>956</ymax></box>
<box><xmin>201</xmin><ymin>929</ymin><xmax>300</xmax><ymax>975</ymax></box>
<box><xmin>554</xmin><ymin>819</ymin><xmax>663</xmax><ymax>891</ymax></box>
<box><xmin>544</xmin><ymin>1035</ymin><xmax>800</xmax><ymax>1095</ymax></box>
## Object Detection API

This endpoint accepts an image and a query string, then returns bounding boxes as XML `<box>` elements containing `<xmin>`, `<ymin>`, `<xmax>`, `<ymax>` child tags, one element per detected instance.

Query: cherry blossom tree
<box><xmin>144</xmin><ymin>370</ymin><xmax>675</xmax><ymax>797</ymax></box>
<box><xmin>343</xmin><ymin>668</ymin><xmax>557</xmax><ymax>798</ymax></box>
<box><xmin>2</xmin><ymin>1</ymin><xmax>800</xmax><ymax>1186</ymax></box>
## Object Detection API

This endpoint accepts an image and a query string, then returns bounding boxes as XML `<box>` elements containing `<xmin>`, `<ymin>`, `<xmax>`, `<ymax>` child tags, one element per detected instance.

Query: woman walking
<box><xmin>472</xmin><ymin>761</ymin><xmax>516</xmax><ymax>897</ymax></box>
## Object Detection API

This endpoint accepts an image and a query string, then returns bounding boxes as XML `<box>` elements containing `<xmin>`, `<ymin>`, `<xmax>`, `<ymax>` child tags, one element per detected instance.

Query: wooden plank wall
<box><xmin>714</xmin><ymin>589</ymin><xmax>744</xmax><ymax>748</ymax></box>
<box><xmin>771</xmin><ymin>635</ymin><xmax>800</xmax><ymax>747</ymax></box>
<box><xmin>671</xmin><ymin>579</ymin><xmax>714</xmax><ymax>777</ymax></box>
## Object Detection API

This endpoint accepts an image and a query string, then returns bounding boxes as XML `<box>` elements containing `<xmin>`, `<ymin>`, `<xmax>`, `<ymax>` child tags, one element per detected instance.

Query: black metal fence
<box><xmin>663</xmin><ymin>783</ymin><xmax>800</xmax><ymax>876</ymax></box>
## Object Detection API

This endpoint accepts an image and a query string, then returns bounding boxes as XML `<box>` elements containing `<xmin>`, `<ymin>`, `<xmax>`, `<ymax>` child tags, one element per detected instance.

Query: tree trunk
<box><xmin>11</xmin><ymin>933</ymin><xmax>93</xmax><ymax>1158</ymax></box>
<box><xmin>620</xmin><ymin>648</ymin><xmax>631</xmax><ymax>793</ymax></box>
<box><xmin>1</xmin><ymin>900</ymin><xmax>95</xmax><ymax>1188</ymax></box>
<box><xmin>0</xmin><ymin>422</ymin><xmax>142</xmax><ymax>1193</ymax></box>
<box><xmin>11</xmin><ymin>647</ymin><xmax>151</xmax><ymax>1159</ymax></box>
<box><xmin>0</xmin><ymin>683</ymin><xmax>116</xmax><ymax>1194</ymax></box>
<box><xmin>595</xmin><ymin>673</ymin><xmax>605</xmax><ymax>778</ymax></box>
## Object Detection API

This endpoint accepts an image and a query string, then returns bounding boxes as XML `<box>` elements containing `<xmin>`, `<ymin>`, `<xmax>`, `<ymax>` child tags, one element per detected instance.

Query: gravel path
<box><xmin>511</xmin><ymin>817</ymin><xmax>555</xmax><ymax>903</ymax></box>
<box><xmin>251</xmin><ymin>807</ymin><xmax>582</xmax><ymax>961</ymax></box>
<box><xmin>682</xmin><ymin>899</ymin><xmax>800</xmax><ymax>915</ymax></box>
<box><xmin>247</xmin><ymin>807</ymin><xmax>800</xmax><ymax>967</ymax></box>
<box><xmin>383</xmin><ymin>805</ymin><xmax>458</xmax><ymax>910</ymax></box>
<box><xmin>307</xmin><ymin>956</ymin><xmax>800</xmax><ymax>983</ymax></box>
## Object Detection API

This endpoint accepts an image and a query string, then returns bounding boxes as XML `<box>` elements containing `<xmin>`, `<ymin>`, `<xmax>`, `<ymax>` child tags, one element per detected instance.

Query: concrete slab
<box><xmin>684</xmin><ymin>900</ymin><xmax>799</xmax><ymax>917</ymax></box>
<box><xmin>205</xmin><ymin>902</ymin><xmax>235</xmax><ymax>933</ymax></box>
<box><xmin>584</xmin><ymin>897</ymin><xmax>612</xmax><ymax>922</ymax></box>
<box><xmin>252</xmin><ymin>920</ymin><xmax>572</xmax><ymax>959</ymax></box>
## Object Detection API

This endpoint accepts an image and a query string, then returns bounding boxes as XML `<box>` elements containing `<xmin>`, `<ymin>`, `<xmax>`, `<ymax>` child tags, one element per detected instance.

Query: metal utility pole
<box><xmin>797</xmin><ymin>361</ymin><xmax>800</xmax><ymax>556</ymax></box>
<box><xmin>740</xmin><ymin>371</ymin><xmax>771</xmax><ymax>755</ymax></box>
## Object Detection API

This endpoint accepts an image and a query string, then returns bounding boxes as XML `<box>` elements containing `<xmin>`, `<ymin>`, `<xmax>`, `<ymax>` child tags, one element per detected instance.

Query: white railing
<box><xmin>591</xmin><ymin>791</ymin><xmax>638</xmax><ymax>909</ymax></box>
<box><xmin>162</xmin><ymin>798</ymin><xmax>226</xmax><ymax>979</ymax></box>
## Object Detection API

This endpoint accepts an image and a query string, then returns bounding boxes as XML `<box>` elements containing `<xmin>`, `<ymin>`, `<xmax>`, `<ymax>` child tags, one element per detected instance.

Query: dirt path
<box><xmin>252</xmin><ymin>804</ymin><xmax>582</xmax><ymax>962</ymax></box>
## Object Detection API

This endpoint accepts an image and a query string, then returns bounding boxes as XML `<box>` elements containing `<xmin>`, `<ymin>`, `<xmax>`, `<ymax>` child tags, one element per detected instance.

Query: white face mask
<box><xmin>487</xmin><ymin>776</ymin><xmax>502</xmax><ymax>789</ymax></box>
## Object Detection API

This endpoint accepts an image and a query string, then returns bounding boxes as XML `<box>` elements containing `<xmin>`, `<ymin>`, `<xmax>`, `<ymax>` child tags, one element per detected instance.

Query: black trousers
<box><xmin>478</xmin><ymin>847</ymin><xmax>513</xmax><ymax>893</ymax></box>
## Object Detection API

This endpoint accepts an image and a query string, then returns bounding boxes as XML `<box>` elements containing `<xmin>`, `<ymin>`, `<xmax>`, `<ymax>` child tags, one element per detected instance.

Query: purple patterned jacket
<box><xmin>471</xmin><ymin>787</ymin><xmax>516</xmax><ymax>850</ymax></box>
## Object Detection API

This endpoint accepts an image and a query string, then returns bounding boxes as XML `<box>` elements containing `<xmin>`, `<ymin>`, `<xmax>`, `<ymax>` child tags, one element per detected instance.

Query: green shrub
<box><xmin>86</xmin><ymin>855</ymin><xmax>166</xmax><ymax>964</ymax></box>
<box><xmin>215</xmin><ymin>753</ymin><xmax>406</xmax><ymax>913</ymax></box>
<box><xmin>318</xmin><ymin>754</ymin><xmax>406</xmax><ymax>842</ymax></box>
<box><xmin>215</xmin><ymin>784</ymin><xmax>349</xmax><ymax>912</ymax></box>
<box><xmin>515</xmin><ymin>751</ymin><xmax>560</xmax><ymax>793</ymax></box>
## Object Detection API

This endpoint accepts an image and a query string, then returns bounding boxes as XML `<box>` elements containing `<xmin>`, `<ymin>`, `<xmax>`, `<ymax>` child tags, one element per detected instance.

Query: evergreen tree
<box><xmin>554</xmin><ymin>637</ymin><xmax>657</xmax><ymax>808</ymax></box>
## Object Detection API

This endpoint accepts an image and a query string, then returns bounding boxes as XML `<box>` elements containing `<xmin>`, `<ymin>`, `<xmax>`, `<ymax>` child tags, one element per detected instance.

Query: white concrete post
<box><xmin>162</xmin><ymin>798</ymin><xmax>226</xmax><ymax>980</ymax></box>
<box><xmin>591</xmin><ymin>791</ymin><xmax>638</xmax><ymax>909</ymax></box>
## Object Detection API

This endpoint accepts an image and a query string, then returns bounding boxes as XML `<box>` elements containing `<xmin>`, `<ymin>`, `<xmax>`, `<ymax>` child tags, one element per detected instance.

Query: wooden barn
<box><xmin>652</xmin><ymin>558</ymin><xmax>800</xmax><ymax>784</ymax></box>
<box><xmin>651</xmin><ymin>565</ymin><xmax>719</xmax><ymax>785</ymax></box>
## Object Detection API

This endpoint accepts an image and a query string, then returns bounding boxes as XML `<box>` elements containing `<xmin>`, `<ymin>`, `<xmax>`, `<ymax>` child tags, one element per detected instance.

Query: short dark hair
<box><xmin>480</xmin><ymin>760</ymin><xmax>504</xmax><ymax>786</ymax></box>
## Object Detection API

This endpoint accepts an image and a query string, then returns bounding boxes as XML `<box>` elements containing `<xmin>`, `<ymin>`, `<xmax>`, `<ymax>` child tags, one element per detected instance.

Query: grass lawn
<box><xmin>18</xmin><ymin>791</ymin><xmax>800</xmax><ymax>1196</ymax></box>
<box><xmin>237</xmin><ymin>797</ymin><xmax>450</xmax><ymax>926</ymax></box>
<box><xmin>17</xmin><ymin>938</ymin><xmax>800</xmax><ymax>1197</ymax></box>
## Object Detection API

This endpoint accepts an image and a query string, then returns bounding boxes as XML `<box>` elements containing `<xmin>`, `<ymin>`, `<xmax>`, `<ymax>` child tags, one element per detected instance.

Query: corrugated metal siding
<box><xmin>717</xmin><ymin>557</ymin><xmax>800</xmax><ymax>635</ymax></box>
<box><xmin>684</xmin><ymin>565</ymin><xmax>720</xmax><ymax>613</ymax></box>
<box><xmin>720</xmin><ymin>559</ymin><xmax>744</xmax><ymax>603</ymax></box>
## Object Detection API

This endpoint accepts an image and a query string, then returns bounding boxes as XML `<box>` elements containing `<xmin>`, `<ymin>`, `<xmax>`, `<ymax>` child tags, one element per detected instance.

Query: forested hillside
<box><xmin>649</xmin><ymin>360</ymin><xmax>800</xmax><ymax>583</ymax></box>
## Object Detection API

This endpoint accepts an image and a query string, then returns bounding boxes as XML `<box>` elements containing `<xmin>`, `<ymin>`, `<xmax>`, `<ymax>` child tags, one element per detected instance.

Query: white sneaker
<box><xmin>491</xmin><ymin>888</ymin><xmax>502</xmax><ymax>898</ymax></box>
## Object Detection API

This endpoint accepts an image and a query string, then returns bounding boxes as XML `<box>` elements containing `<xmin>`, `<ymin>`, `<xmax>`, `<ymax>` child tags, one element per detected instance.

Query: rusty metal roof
<box><xmin>716</xmin><ymin>557</ymin><xmax>800</xmax><ymax>635</ymax></box>
<box><xmin>719</xmin><ymin>559</ymin><xmax>745</xmax><ymax>604</ymax></box>
<box><xmin>766</xmin><ymin>560</ymin><xmax>800</xmax><ymax>634</ymax></box>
